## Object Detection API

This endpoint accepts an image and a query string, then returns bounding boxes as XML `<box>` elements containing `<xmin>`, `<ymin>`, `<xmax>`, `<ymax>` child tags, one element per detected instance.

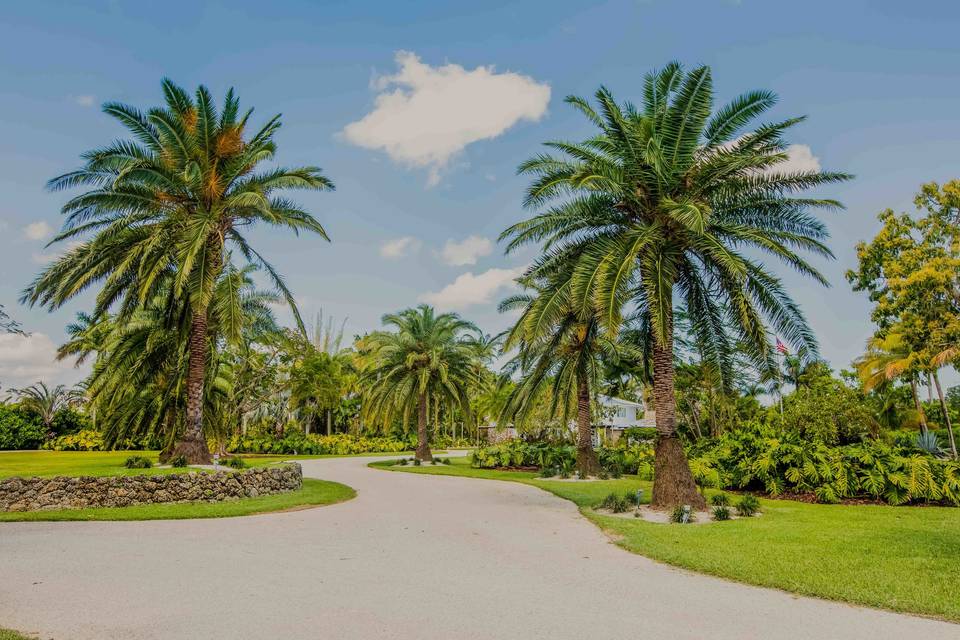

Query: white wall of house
<box><xmin>597</xmin><ymin>395</ymin><xmax>646</xmax><ymax>429</ymax></box>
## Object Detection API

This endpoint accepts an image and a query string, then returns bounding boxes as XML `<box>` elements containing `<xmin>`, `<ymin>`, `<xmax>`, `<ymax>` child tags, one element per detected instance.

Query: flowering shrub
<box><xmin>42</xmin><ymin>429</ymin><xmax>104</xmax><ymax>451</ymax></box>
<box><xmin>227</xmin><ymin>431</ymin><xmax>416</xmax><ymax>455</ymax></box>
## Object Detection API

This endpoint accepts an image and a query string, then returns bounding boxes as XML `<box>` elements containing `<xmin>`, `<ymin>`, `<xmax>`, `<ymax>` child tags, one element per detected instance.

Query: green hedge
<box><xmin>0</xmin><ymin>405</ymin><xmax>44</xmax><ymax>450</ymax></box>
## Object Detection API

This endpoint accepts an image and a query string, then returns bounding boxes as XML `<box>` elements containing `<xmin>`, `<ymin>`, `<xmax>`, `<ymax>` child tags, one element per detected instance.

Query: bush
<box><xmin>42</xmin><ymin>429</ymin><xmax>104</xmax><ymax>451</ymax></box>
<box><xmin>710</xmin><ymin>493</ymin><xmax>730</xmax><ymax>507</ymax></box>
<box><xmin>228</xmin><ymin>430</ymin><xmax>414</xmax><ymax>456</ymax></box>
<box><xmin>670</xmin><ymin>505</ymin><xmax>695</xmax><ymax>523</ymax></box>
<box><xmin>712</xmin><ymin>505</ymin><xmax>732</xmax><ymax>521</ymax></box>
<box><xmin>0</xmin><ymin>405</ymin><xmax>45</xmax><ymax>450</ymax></box>
<box><xmin>688</xmin><ymin>422</ymin><xmax>960</xmax><ymax>506</ymax></box>
<box><xmin>170</xmin><ymin>455</ymin><xmax>188</xmax><ymax>468</ymax></box>
<box><xmin>124</xmin><ymin>455</ymin><xmax>153</xmax><ymax>469</ymax></box>
<box><xmin>49</xmin><ymin>408</ymin><xmax>92</xmax><ymax>436</ymax></box>
<box><xmin>440</xmin><ymin>458</ymin><xmax>451</xmax><ymax>465</ymax></box>
<box><xmin>413</xmin><ymin>458</ymin><xmax>422</xmax><ymax>466</ymax></box>
<box><xmin>598</xmin><ymin>492</ymin><xmax>632</xmax><ymax>513</ymax></box>
<box><xmin>224</xmin><ymin>456</ymin><xmax>246</xmax><ymax>469</ymax></box>
<box><xmin>736</xmin><ymin>495</ymin><xmax>761</xmax><ymax>517</ymax></box>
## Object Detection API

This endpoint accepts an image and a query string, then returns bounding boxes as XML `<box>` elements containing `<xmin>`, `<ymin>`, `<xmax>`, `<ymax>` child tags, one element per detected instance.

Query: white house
<box><xmin>478</xmin><ymin>394</ymin><xmax>655</xmax><ymax>444</ymax></box>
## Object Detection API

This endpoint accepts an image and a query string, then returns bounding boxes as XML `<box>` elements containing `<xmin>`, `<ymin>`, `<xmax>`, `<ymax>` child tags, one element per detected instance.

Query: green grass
<box><xmin>374</xmin><ymin>456</ymin><xmax>960</xmax><ymax>622</ymax></box>
<box><xmin>0</xmin><ymin>629</ymin><xmax>32</xmax><ymax>640</ymax></box>
<box><xmin>0</xmin><ymin>450</ymin><xmax>428</xmax><ymax>480</ymax></box>
<box><xmin>0</xmin><ymin>478</ymin><xmax>354</xmax><ymax>522</ymax></box>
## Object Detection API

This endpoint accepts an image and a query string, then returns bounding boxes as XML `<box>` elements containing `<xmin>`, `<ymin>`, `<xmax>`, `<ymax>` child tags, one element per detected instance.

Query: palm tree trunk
<box><xmin>165</xmin><ymin>309</ymin><xmax>212</xmax><ymax>464</ymax></box>
<box><xmin>416</xmin><ymin>392</ymin><xmax>432</xmax><ymax>462</ymax></box>
<box><xmin>326</xmin><ymin>409</ymin><xmax>332</xmax><ymax>436</ymax></box>
<box><xmin>651</xmin><ymin>310</ymin><xmax>706</xmax><ymax>510</ymax></box>
<box><xmin>911</xmin><ymin>378</ymin><xmax>928</xmax><ymax>435</ymax></box>
<box><xmin>932</xmin><ymin>370</ymin><xmax>958</xmax><ymax>459</ymax></box>
<box><xmin>575</xmin><ymin>376</ymin><xmax>601</xmax><ymax>477</ymax></box>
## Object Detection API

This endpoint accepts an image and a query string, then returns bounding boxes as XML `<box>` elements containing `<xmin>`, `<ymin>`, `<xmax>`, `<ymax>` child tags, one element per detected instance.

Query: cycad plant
<box><xmin>501</xmin><ymin>62</ymin><xmax>849</xmax><ymax>507</ymax></box>
<box><xmin>359</xmin><ymin>305</ymin><xmax>477</xmax><ymax>461</ymax></box>
<box><xmin>22</xmin><ymin>79</ymin><xmax>333</xmax><ymax>462</ymax></box>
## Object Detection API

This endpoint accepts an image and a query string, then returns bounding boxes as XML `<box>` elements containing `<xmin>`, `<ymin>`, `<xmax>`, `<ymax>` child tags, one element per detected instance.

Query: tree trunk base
<box><xmin>161</xmin><ymin>435</ymin><xmax>212</xmax><ymax>465</ymax></box>
<box><xmin>415</xmin><ymin>443</ymin><xmax>433</xmax><ymax>463</ymax></box>
<box><xmin>576</xmin><ymin>446</ymin><xmax>602</xmax><ymax>477</ymax></box>
<box><xmin>651</xmin><ymin>435</ymin><xmax>706</xmax><ymax>510</ymax></box>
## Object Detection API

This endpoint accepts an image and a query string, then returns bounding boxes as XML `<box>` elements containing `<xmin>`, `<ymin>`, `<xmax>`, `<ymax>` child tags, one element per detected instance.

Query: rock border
<box><xmin>0</xmin><ymin>463</ymin><xmax>302</xmax><ymax>512</ymax></box>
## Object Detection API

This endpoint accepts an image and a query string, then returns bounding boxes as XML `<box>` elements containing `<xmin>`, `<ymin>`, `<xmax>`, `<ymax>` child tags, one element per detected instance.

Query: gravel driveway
<box><xmin>1</xmin><ymin>453</ymin><xmax>957</xmax><ymax>639</ymax></box>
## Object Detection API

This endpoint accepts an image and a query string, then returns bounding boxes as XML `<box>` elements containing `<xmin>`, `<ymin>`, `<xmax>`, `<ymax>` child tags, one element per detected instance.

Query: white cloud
<box><xmin>420</xmin><ymin>266</ymin><xmax>524</xmax><ymax>311</ymax></box>
<box><xmin>24</xmin><ymin>221</ymin><xmax>52</xmax><ymax>240</ymax></box>
<box><xmin>379</xmin><ymin>236</ymin><xmax>421</xmax><ymax>259</ymax></box>
<box><xmin>341</xmin><ymin>51</ymin><xmax>551</xmax><ymax>186</ymax></box>
<box><xmin>777</xmin><ymin>144</ymin><xmax>821</xmax><ymax>174</ymax></box>
<box><xmin>440</xmin><ymin>235</ymin><xmax>493</xmax><ymax>266</ymax></box>
<box><xmin>74</xmin><ymin>95</ymin><xmax>95</xmax><ymax>107</ymax></box>
<box><xmin>0</xmin><ymin>333</ymin><xmax>83</xmax><ymax>390</ymax></box>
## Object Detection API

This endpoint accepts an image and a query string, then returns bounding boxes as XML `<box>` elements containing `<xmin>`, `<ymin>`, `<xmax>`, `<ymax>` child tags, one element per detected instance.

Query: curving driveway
<box><xmin>1</xmin><ymin>454</ymin><xmax>957</xmax><ymax>639</ymax></box>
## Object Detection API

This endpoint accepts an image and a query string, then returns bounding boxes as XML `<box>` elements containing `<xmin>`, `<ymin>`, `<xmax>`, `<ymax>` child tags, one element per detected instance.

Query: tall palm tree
<box><xmin>359</xmin><ymin>305</ymin><xmax>477</xmax><ymax>461</ymax></box>
<box><xmin>8</xmin><ymin>382</ymin><xmax>83</xmax><ymax>431</ymax></box>
<box><xmin>501</xmin><ymin>63</ymin><xmax>849</xmax><ymax>507</ymax></box>
<box><xmin>22</xmin><ymin>80</ymin><xmax>333</xmax><ymax>462</ymax></box>
<box><xmin>500</xmin><ymin>273</ymin><xmax>623</xmax><ymax>475</ymax></box>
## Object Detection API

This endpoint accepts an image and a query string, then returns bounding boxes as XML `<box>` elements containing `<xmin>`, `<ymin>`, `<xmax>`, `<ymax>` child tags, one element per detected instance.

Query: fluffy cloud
<box><xmin>74</xmin><ymin>95</ymin><xmax>95</xmax><ymax>107</ymax></box>
<box><xmin>0</xmin><ymin>333</ymin><xmax>82</xmax><ymax>390</ymax></box>
<box><xmin>342</xmin><ymin>51</ymin><xmax>551</xmax><ymax>186</ymax></box>
<box><xmin>379</xmin><ymin>236</ymin><xmax>421</xmax><ymax>259</ymax></box>
<box><xmin>776</xmin><ymin>144</ymin><xmax>821</xmax><ymax>174</ymax></box>
<box><xmin>440</xmin><ymin>235</ymin><xmax>493</xmax><ymax>266</ymax></box>
<box><xmin>420</xmin><ymin>266</ymin><xmax>524</xmax><ymax>311</ymax></box>
<box><xmin>24</xmin><ymin>221</ymin><xmax>52</xmax><ymax>240</ymax></box>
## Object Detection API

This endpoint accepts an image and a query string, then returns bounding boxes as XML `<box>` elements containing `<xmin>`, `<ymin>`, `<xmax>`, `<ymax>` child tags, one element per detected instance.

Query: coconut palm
<box><xmin>8</xmin><ymin>382</ymin><xmax>83</xmax><ymax>431</ymax></box>
<box><xmin>359</xmin><ymin>305</ymin><xmax>477</xmax><ymax>461</ymax></box>
<box><xmin>501</xmin><ymin>63</ymin><xmax>849</xmax><ymax>507</ymax></box>
<box><xmin>22</xmin><ymin>79</ymin><xmax>333</xmax><ymax>462</ymax></box>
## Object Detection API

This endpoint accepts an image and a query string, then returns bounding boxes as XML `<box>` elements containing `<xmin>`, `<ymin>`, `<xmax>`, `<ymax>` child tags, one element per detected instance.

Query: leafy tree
<box><xmin>855</xmin><ymin>331</ymin><xmax>929</xmax><ymax>434</ymax></box>
<box><xmin>501</xmin><ymin>63</ymin><xmax>849</xmax><ymax>507</ymax></box>
<box><xmin>22</xmin><ymin>80</ymin><xmax>333</xmax><ymax>462</ymax></box>
<box><xmin>848</xmin><ymin>181</ymin><xmax>960</xmax><ymax>457</ymax></box>
<box><xmin>359</xmin><ymin>305</ymin><xmax>477</xmax><ymax>461</ymax></box>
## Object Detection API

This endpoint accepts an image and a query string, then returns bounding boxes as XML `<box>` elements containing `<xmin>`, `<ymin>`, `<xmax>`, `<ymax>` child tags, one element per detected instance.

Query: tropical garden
<box><xmin>3</xmin><ymin>65</ymin><xmax>960</xmax><ymax>621</ymax></box>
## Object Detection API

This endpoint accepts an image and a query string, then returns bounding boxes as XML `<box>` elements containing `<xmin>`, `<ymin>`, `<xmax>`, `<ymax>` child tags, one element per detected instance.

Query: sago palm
<box><xmin>22</xmin><ymin>79</ymin><xmax>333</xmax><ymax>462</ymax></box>
<box><xmin>501</xmin><ymin>62</ymin><xmax>849</xmax><ymax>507</ymax></box>
<box><xmin>8</xmin><ymin>382</ymin><xmax>84</xmax><ymax>430</ymax></box>
<box><xmin>359</xmin><ymin>305</ymin><xmax>477</xmax><ymax>461</ymax></box>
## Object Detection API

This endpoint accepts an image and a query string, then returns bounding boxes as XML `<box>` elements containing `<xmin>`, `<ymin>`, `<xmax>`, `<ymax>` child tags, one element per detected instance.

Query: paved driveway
<box><xmin>1</xmin><ymin>454</ymin><xmax>957</xmax><ymax>639</ymax></box>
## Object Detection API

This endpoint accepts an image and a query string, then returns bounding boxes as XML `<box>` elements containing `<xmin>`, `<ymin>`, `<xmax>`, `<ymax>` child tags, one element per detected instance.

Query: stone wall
<box><xmin>0</xmin><ymin>463</ymin><xmax>302</xmax><ymax>512</ymax></box>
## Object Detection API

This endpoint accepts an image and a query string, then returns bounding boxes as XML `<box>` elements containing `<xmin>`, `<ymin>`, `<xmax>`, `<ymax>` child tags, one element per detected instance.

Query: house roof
<box><xmin>598</xmin><ymin>394</ymin><xmax>644</xmax><ymax>408</ymax></box>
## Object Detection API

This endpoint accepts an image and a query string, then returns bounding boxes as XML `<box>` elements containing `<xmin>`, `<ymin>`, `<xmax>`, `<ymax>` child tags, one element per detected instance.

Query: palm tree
<box><xmin>501</xmin><ymin>63</ymin><xmax>849</xmax><ymax>507</ymax></box>
<box><xmin>8</xmin><ymin>382</ymin><xmax>83</xmax><ymax>432</ymax></box>
<box><xmin>500</xmin><ymin>273</ymin><xmax>623</xmax><ymax>476</ymax></box>
<box><xmin>855</xmin><ymin>331</ymin><xmax>928</xmax><ymax>434</ymax></box>
<box><xmin>359</xmin><ymin>305</ymin><xmax>477</xmax><ymax>461</ymax></box>
<box><xmin>22</xmin><ymin>80</ymin><xmax>333</xmax><ymax>463</ymax></box>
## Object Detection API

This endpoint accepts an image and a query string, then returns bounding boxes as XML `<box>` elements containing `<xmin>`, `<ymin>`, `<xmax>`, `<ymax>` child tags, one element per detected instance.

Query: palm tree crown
<box><xmin>359</xmin><ymin>305</ymin><xmax>478</xmax><ymax>460</ymax></box>
<box><xmin>501</xmin><ymin>62</ymin><xmax>850</xmax><ymax>506</ymax></box>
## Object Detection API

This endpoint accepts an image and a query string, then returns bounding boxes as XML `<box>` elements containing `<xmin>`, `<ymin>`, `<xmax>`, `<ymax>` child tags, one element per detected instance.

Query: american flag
<box><xmin>776</xmin><ymin>338</ymin><xmax>789</xmax><ymax>355</ymax></box>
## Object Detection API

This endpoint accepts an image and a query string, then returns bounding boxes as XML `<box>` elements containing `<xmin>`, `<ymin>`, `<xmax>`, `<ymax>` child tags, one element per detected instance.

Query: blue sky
<box><xmin>2</xmin><ymin>0</ymin><xmax>960</xmax><ymax>388</ymax></box>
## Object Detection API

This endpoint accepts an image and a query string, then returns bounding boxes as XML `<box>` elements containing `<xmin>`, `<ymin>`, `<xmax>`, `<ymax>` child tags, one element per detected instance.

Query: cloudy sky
<box><xmin>1</xmin><ymin>0</ymin><xmax>959</xmax><ymax>389</ymax></box>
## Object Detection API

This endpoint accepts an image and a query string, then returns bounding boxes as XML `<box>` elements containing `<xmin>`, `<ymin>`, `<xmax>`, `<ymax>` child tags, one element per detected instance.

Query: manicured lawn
<box><xmin>0</xmin><ymin>450</ymin><xmax>425</xmax><ymax>480</ymax></box>
<box><xmin>0</xmin><ymin>478</ymin><xmax>354</xmax><ymax>522</ymax></box>
<box><xmin>374</xmin><ymin>457</ymin><xmax>960</xmax><ymax>622</ymax></box>
<box><xmin>0</xmin><ymin>629</ymin><xmax>32</xmax><ymax>640</ymax></box>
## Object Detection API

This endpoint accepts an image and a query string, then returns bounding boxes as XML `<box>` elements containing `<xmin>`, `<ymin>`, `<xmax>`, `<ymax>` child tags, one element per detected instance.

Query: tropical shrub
<box><xmin>670</xmin><ymin>505</ymin><xmax>695</xmax><ymax>524</ymax></box>
<box><xmin>124</xmin><ymin>455</ymin><xmax>153</xmax><ymax>469</ymax></box>
<box><xmin>224</xmin><ymin>456</ymin><xmax>246</xmax><ymax>469</ymax></box>
<box><xmin>736</xmin><ymin>495</ymin><xmax>761</xmax><ymax>517</ymax></box>
<box><xmin>170</xmin><ymin>455</ymin><xmax>188</xmax><ymax>468</ymax></box>
<box><xmin>42</xmin><ymin>429</ymin><xmax>104</xmax><ymax>451</ymax></box>
<box><xmin>0</xmin><ymin>406</ymin><xmax>45</xmax><ymax>450</ymax></box>
<box><xmin>228</xmin><ymin>430</ymin><xmax>414</xmax><ymax>456</ymax></box>
<box><xmin>597</xmin><ymin>492</ymin><xmax>631</xmax><ymax>513</ymax></box>
<box><xmin>689</xmin><ymin>422</ymin><xmax>960</xmax><ymax>506</ymax></box>
<box><xmin>712</xmin><ymin>505</ymin><xmax>732</xmax><ymax>521</ymax></box>
<box><xmin>710</xmin><ymin>493</ymin><xmax>730</xmax><ymax>507</ymax></box>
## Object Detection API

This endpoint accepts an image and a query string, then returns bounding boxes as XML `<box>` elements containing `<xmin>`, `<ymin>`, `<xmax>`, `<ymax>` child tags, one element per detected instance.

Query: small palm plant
<box><xmin>8</xmin><ymin>382</ymin><xmax>84</xmax><ymax>434</ymax></box>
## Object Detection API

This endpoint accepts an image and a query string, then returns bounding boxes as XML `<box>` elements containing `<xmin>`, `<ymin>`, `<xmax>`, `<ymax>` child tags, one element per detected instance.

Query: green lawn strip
<box><xmin>373</xmin><ymin>457</ymin><xmax>960</xmax><ymax>622</ymax></box>
<box><xmin>0</xmin><ymin>478</ymin><xmax>354</xmax><ymax>522</ymax></box>
<box><xmin>0</xmin><ymin>629</ymin><xmax>32</xmax><ymax>640</ymax></box>
<box><xmin>0</xmin><ymin>450</ymin><xmax>434</xmax><ymax>480</ymax></box>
